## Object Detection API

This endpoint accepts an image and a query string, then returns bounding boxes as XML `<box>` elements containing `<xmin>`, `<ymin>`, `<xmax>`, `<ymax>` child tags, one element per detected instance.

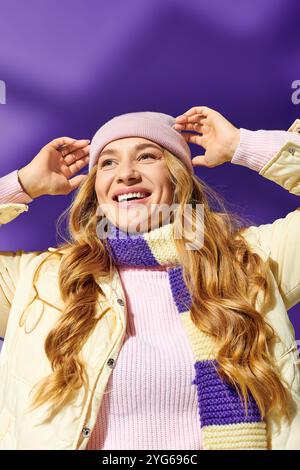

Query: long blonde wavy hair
<box><xmin>26</xmin><ymin>147</ymin><xmax>293</xmax><ymax>425</ymax></box>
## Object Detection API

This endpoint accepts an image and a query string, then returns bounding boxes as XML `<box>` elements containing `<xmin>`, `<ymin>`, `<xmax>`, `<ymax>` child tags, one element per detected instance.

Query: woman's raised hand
<box><xmin>17</xmin><ymin>137</ymin><xmax>90</xmax><ymax>198</ymax></box>
<box><xmin>173</xmin><ymin>106</ymin><xmax>240</xmax><ymax>168</ymax></box>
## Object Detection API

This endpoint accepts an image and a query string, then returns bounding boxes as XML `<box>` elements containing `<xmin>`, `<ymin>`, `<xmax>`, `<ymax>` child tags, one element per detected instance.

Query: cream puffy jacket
<box><xmin>0</xmin><ymin>120</ymin><xmax>300</xmax><ymax>450</ymax></box>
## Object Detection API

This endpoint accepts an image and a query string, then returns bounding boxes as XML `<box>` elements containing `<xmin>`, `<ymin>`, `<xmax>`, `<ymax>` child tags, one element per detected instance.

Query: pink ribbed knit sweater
<box><xmin>1</xmin><ymin>128</ymin><xmax>300</xmax><ymax>450</ymax></box>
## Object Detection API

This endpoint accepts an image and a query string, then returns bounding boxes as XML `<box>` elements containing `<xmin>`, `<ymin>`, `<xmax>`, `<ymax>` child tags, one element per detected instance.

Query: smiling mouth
<box><xmin>113</xmin><ymin>192</ymin><xmax>152</xmax><ymax>206</ymax></box>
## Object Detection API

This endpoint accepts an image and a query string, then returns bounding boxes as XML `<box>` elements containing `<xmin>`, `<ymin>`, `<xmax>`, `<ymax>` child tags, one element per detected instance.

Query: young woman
<box><xmin>0</xmin><ymin>106</ymin><xmax>299</xmax><ymax>450</ymax></box>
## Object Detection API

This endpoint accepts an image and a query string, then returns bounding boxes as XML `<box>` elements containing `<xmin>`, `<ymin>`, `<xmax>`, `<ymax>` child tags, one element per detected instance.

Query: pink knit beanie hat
<box><xmin>89</xmin><ymin>111</ymin><xmax>194</xmax><ymax>173</ymax></box>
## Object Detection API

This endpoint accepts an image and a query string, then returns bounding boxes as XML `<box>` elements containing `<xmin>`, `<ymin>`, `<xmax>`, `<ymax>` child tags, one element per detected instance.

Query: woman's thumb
<box><xmin>191</xmin><ymin>155</ymin><xmax>210</xmax><ymax>167</ymax></box>
<box><xmin>68</xmin><ymin>174</ymin><xmax>88</xmax><ymax>191</ymax></box>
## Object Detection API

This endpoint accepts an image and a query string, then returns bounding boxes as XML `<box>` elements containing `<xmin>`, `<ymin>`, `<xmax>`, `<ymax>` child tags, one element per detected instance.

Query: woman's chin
<box><xmin>114</xmin><ymin>217</ymin><xmax>152</xmax><ymax>234</ymax></box>
<box><xmin>102</xmin><ymin>204</ymin><xmax>173</xmax><ymax>233</ymax></box>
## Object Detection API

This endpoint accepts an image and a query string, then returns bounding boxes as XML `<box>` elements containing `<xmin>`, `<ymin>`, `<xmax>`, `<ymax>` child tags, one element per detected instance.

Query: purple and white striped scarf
<box><xmin>103</xmin><ymin>220</ymin><xmax>269</xmax><ymax>450</ymax></box>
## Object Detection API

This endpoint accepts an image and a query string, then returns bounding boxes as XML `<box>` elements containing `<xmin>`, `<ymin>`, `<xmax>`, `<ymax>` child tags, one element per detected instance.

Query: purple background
<box><xmin>0</xmin><ymin>0</ymin><xmax>299</xmax><ymax>353</ymax></box>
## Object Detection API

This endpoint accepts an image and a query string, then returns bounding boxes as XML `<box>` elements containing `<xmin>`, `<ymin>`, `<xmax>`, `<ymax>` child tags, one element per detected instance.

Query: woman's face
<box><xmin>95</xmin><ymin>137</ymin><xmax>175</xmax><ymax>232</ymax></box>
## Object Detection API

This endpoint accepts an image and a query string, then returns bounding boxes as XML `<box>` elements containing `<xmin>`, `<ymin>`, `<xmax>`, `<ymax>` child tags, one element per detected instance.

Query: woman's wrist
<box><xmin>17</xmin><ymin>165</ymin><xmax>43</xmax><ymax>199</ymax></box>
<box><xmin>227</xmin><ymin>128</ymin><xmax>241</xmax><ymax>162</ymax></box>
<box><xmin>230</xmin><ymin>128</ymin><xmax>300</xmax><ymax>172</ymax></box>
<box><xmin>0</xmin><ymin>169</ymin><xmax>33</xmax><ymax>204</ymax></box>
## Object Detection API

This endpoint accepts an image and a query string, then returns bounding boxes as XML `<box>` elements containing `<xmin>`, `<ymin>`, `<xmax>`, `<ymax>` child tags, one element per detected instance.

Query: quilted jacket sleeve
<box><xmin>242</xmin><ymin>118</ymin><xmax>300</xmax><ymax>311</ymax></box>
<box><xmin>0</xmin><ymin>168</ymin><xmax>41</xmax><ymax>338</ymax></box>
<box><xmin>0</xmin><ymin>203</ymin><xmax>42</xmax><ymax>338</ymax></box>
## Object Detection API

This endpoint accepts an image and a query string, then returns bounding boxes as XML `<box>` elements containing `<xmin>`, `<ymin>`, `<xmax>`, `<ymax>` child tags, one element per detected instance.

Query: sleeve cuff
<box><xmin>0</xmin><ymin>169</ymin><xmax>33</xmax><ymax>204</ymax></box>
<box><xmin>230</xmin><ymin>128</ymin><xmax>300</xmax><ymax>172</ymax></box>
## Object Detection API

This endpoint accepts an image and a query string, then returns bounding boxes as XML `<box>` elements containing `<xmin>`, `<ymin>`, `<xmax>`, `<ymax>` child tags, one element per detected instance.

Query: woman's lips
<box><xmin>114</xmin><ymin>195</ymin><xmax>151</xmax><ymax>207</ymax></box>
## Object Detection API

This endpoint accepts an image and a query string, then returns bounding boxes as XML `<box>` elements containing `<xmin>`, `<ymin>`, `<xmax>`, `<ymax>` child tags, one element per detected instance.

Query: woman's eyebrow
<box><xmin>99</xmin><ymin>143</ymin><xmax>163</xmax><ymax>157</ymax></box>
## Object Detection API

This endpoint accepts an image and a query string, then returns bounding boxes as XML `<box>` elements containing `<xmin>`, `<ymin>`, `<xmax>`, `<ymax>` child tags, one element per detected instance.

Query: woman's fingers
<box><xmin>175</xmin><ymin>113</ymin><xmax>207</xmax><ymax>126</ymax></box>
<box><xmin>173</xmin><ymin>122</ymin><xmax>203</xmax><ymax>132</ymax></box>
<box><xmin>48</xmin><ymin>136</ymin><xmax>77</xmax><ymax>150</ymax></box>
<box><xmin>178</xmin><ymin>106</ymin><xmax>211</xmax><ymax>118</ymax></box>
<box><xmin>180</xmin><ymin>132</ymin><xmax>204</xmax><ymax>147</ymax></box>
<box><xmin>175</xmin><ymin>111</ymin><xmax>207</xmax><ymax>121</ymax></box>
<box><xmin>57</xmin><ymin>139</ymin><xmax>90</xmax><ymax>157</ymax></box>
<box><xmin>175</xmin><ymin>106</ymin><xmax>216</xmax><ymax>127</ymax></box>
<box><xmin>174</xmin><ymin>113</ymin><xmax>207</xmax><ymax>135</ymax></box>
<box><xmin>47</xmin><ymin>137</ymin><xmax>90</xmax><ymax>154</ymax></box>
<box><xmin>67</xmin><ymin>156</ymin><xmax>90</xmax><ymax>176</ymax></box>
<box><xmin>61</xmin><ymin>144</ymin><xmax>90</xmax><ymax>166</ymax></box>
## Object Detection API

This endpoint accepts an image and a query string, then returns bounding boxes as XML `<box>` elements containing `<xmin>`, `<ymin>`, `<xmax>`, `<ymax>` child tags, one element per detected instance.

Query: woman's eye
<box><xmin>99</xmin><ymin>153</ymin><xmax>158</xmax><ymax>168</ymax></box>
<box><xmin>101</xmin><ymin>159</ymin><xmax>114</xmax><ymax>167</ymax></box>
<box><xmin>139</xmin><ymin>153</ymin><xmax>157</xmax><ymax>160</ymax></box>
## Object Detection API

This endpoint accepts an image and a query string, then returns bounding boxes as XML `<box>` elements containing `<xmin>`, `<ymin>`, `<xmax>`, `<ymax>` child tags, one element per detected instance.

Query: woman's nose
<box><xmin>116</xmin><ymin>162</ymin><xmax>141</xmax><ymax>183</ymax></box>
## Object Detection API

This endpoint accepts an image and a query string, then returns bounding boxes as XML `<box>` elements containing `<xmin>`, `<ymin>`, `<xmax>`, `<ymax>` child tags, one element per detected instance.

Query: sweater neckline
<box><xmin>117</xmin><ymin>264</ymin><xmax>170</xmax><ymax>273</ymax></box>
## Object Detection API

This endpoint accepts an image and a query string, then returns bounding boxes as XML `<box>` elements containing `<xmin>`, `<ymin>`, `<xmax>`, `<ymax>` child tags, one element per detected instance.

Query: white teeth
<box><xmin>117</xmin><ymin>192</ymin><xmax>149</xmax><ymax>202</ymax></box>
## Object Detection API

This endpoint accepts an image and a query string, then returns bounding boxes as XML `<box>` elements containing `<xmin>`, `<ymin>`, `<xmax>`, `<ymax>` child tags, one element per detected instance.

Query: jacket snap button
<box><xmin>288</xmin><ymin>147</ymin><xmax>295</xmax><ymax>155</ymax></box>
<box><xmin>117</xmin><ymin>298</ymin><xmax>125</xmax><ymax>306</ymax></box>
<box><xmin>107</xmin><ymin>358</ymin><xmax>115</xmax><ymax>368</ymax></box>
<box><xmin>82</xmin><ymin>427</ymin><xmax>91</xmax><ymax>438</ymax></box>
